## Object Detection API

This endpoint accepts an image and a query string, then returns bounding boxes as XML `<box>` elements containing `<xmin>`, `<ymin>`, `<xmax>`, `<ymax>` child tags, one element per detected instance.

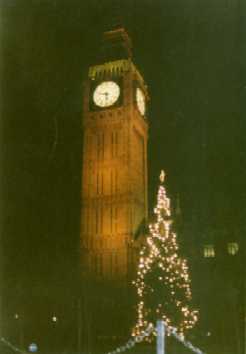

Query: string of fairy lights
<box><xmin>106</xmin><ymin>323</ymin><xmax>154</xmax><ymax>354</ymax></box>
<box><xmin>132</xmin><ymin>170</ymin><xmax>198</xmax><ymax>338</ymax></box>
<box><xmin>168</xmin><ymin>326</ymin><xmax>205</xmax><ymax>354</ymax></box>
<box><xmin>0</xmin><ymin>337</ymin><xmax>28</xmax><ymax>354</ymax></box>
<box><xmin>104</xmin><ymin>322</ymin><xmax>206</xmax><ymax>354</ymax></box>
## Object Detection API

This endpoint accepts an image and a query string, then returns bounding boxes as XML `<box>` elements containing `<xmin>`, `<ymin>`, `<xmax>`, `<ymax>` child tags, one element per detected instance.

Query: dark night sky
<box><xmin>1</xmin><ymin>0</ymin><xmax>245</xmax><ymax>336</ymax></box>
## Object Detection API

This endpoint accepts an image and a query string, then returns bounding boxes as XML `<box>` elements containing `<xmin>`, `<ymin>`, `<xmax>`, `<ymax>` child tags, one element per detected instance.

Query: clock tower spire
<box><xmin>101</xmin><ymin>27</ymin><xmax>132</xmax><ymax>62</ymax></box>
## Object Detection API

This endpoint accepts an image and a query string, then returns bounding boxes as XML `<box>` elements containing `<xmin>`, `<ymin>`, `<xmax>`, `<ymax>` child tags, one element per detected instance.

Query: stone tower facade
<box><xmin>80</xmin><ymin>28</ymin><xmax>148</xmax><ymax>284</ymax></box>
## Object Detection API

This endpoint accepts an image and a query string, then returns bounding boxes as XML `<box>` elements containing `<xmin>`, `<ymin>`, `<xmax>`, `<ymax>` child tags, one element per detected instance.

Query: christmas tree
<box><xmin>132</xmin><ymin>171</ymin><xmax>198</xmax><ymax>338</ymax></box>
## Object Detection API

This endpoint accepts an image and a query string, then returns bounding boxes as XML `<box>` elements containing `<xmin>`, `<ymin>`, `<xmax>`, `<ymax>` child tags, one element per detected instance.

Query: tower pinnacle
<box><xmin>102</xmin><ymin>27</ymin><xmax>132</xmax><ymax>61</ymax></box>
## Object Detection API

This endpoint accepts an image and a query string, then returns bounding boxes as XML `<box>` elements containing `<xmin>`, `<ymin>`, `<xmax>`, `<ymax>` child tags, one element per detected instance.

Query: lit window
<box><xmin>204</xmin><ymin>245</ymin><xmax>215</xmax><ymax>258</ymax></box>
<box><xmin>227</xmin><ymin>242</ymin><xmax>239</xmax><ymax>255</ymax></box>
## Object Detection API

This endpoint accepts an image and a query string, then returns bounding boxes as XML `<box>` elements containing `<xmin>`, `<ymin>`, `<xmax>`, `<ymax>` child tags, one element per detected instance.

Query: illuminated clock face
<box><xmin>93</xmin><ymin>81</ymin><xmax>120</xmax><ymax>108</ymax></box>
<box><xmin>136</xmin><ymin>88</ymin><xmax>146</xmax><ymax>115</ymax></box>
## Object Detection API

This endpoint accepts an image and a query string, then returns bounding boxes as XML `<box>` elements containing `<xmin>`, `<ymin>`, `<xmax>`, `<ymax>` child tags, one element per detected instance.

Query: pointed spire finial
<box><xmin>160</xmin><ymin>170</ymin><xmax>165</xmax><ymax>183</ymax></box>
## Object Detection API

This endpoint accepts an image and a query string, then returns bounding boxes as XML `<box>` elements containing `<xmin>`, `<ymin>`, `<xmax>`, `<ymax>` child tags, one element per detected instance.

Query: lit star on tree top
<box><xmin>160</xmin><ymin>170</ymin><xmax>165</xmax><ymax>183</ymax></box>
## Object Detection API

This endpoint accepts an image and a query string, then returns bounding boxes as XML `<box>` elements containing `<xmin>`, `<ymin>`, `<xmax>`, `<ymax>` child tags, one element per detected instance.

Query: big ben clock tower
<box><xmin>80</xmin><ymin>27</ymin><xmax>148</xmax><ymax>301</ymax></box>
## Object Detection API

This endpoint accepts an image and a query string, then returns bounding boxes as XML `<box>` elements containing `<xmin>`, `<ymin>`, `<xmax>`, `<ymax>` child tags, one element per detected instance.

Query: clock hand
<box><xmin>103</xmin><ymin>92</ymin><xmax>109</xmax><ymax>101</ymax></box>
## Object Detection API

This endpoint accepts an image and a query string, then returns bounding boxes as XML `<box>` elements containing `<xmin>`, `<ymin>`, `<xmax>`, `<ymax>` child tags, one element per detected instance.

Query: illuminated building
<box><xmin>187</xmin><ymin>226</ymin><xmax>243</xmax><ymax>354</ymax></box>
<box><xmin>80</xmin><ymin>27</ymin><xmax>148</xmax><ymax>346</ymax></box>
